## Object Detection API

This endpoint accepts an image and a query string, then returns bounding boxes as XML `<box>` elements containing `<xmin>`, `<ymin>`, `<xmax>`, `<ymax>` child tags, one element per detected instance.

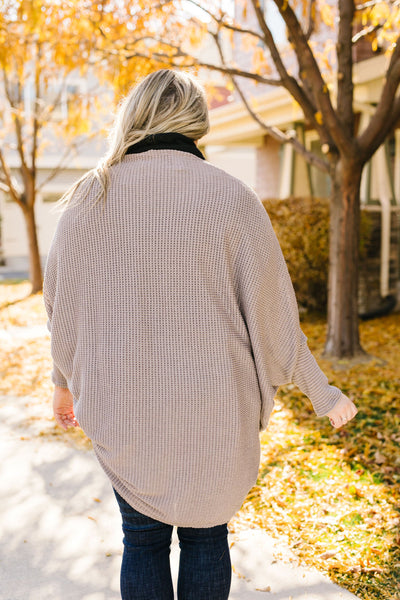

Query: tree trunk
<box><xmin>22</xmin><ymin>203</ymin><xmax>43</xmax><ymax>294</ymax></box>
<box><xmin>323</xmin><ymin>158</ymin><xmax>367</xmax><ymax>359</ymax></box>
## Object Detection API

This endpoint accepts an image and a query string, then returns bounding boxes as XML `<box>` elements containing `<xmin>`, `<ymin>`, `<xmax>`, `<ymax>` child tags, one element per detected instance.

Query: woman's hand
<box><xmin>53</xmin><ymin>385</ymin><xmax>79</xmax><ymax>430</ymax></box>
<box><xmin>326</xmin><ymin>393</ymin><xmax>358</xmax><ymax>428</ymax></box>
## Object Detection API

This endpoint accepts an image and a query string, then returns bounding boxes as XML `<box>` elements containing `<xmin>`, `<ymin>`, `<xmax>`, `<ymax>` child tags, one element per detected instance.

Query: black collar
<box><xmin>125</xmin><ymin>132</ymin><xmax>205</xmax><ymax>160</ymax></box>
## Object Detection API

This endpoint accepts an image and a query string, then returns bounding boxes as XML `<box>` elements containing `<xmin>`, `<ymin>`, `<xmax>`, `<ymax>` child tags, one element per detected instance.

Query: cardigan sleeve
<box><xmin>234</xmin><ymin>189</ymin><xmax>342</xmax><ymax>428</ymax></box>
<box><xmin>43</xmin><ymin>234</ymin><xmax>69</xmax><ymax>389</ymax></box>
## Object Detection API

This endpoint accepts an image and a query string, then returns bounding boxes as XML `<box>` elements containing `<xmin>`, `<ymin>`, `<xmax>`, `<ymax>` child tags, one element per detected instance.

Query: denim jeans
<box><xmin>113</xmin><ymin>488</ymin><xmax>232</xmax><ymax>600</ymax></box>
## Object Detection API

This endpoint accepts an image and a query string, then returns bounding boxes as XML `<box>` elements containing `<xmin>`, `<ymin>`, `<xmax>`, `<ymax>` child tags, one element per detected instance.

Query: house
<box><xmin>202</xmin><ymin>2</ymin><xmax>400</xmax><ymax>313</ymax></box>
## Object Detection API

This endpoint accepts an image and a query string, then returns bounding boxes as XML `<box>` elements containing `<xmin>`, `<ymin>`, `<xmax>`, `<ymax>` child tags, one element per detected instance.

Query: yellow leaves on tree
<box><xmin>370</xmin><ymin>2</ymin><xmax>391</xmax><ymax>24</ymax></box>
<box><xmin>1</xmin><ymin>2</ymin><xmax>99</xmax><ymax>146</ymax></box>
<box><xmin>252</xmin><ymin>46</ymin><xmax>271</xmax><ymax>77</ymax></box>
<box><xmin>239</xmin><ymin>32</ymin><xmax>255</xmax><ymax>55</ymax></box>
<box><xmin>357</xmin><ymin>0</ymin><xmax>400</xmax><ymax>51</ymax></box>
<box><xmin>319</xmin><ymin>4</ymin><xmax>335</xmax><ymax>29</ymax></box>
<box><xmin>0</xmin><ymin>1</ymin><xmax>187</xmax><ymax>150</ymax></box>
<box><xmin>314</xmin><ymin>110</ymin><xmax>323</xmax><ymax>125</ymax></box>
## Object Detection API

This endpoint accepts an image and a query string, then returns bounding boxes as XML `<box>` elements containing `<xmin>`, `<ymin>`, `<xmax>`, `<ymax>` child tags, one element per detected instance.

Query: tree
<box><xmin>114</xmin><ymin>0</ymin><xmax>400</xmax><ymax>359</ymax></box>
<box><xmin>0</xmin><ymin>0</ymin><xmax>176</xmax><ymax>293</ymax></box>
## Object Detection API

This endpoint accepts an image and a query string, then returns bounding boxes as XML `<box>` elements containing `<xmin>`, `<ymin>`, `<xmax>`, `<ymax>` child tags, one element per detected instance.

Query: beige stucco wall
<box><xmin>255</xmin><ymin>136</ymin><xmax>281</xmax><ymax>199</ymax></box>
<box><xmin>205</xmin><ymin>146</ymin><xmax>256</xmax><ymax>189</ymax></box>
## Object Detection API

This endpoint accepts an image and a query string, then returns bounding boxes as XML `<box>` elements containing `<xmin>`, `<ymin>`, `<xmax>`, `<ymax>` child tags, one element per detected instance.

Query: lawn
<box><xmin>1</xmin><ymin>281</ymin><xmax>400</xmax><ymax>599</ymax></box>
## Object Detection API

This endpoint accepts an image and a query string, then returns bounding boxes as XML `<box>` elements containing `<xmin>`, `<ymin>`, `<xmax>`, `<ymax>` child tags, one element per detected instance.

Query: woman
<box><xmin>43</xmin><ymin>68</ymin><xmax>358</xmax><ymax>600</ymax></box>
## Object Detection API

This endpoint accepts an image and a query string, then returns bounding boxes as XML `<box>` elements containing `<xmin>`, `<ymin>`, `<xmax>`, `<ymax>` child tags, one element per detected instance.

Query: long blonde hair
<box><xmin>52</xmin><ymin>69</ymin><xmax>210</xmax><ymax>213</ymax></box>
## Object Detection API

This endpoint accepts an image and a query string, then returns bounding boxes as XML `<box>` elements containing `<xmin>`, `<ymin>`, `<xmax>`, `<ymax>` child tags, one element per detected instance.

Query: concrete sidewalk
<box><xmin>0</xmin><ymin>394</ymin><xmax>361</xmax><ymax>600</ymax></box>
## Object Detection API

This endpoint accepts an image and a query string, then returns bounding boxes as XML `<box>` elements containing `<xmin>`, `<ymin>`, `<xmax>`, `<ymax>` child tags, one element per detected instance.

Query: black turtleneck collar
<box><xmin>125</xmin><ymin>132</ymin><xmax>205</xmax><ymax>161</ymax></box>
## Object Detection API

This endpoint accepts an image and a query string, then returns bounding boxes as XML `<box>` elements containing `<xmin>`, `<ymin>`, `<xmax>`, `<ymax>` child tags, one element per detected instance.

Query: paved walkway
<box><xmin>0</xmin><ymin>392</ymin><xmax>361</xmax><ymax>600</ymax></box>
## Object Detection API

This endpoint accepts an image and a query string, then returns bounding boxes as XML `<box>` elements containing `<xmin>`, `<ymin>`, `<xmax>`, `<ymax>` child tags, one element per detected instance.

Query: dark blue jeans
<box><xmin>113</xmin><ymin>488</ymin><xmax>232</xmax><ymax>600</ymax></box>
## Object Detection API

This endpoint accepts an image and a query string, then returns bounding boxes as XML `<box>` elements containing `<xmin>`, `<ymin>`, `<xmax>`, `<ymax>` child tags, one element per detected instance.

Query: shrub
<box><xmin>262</xmin><ymin>197</ymin><xmax>373</xmax><ymax>313</ymax></box>
<box><xmin>262</xmin><ymin>197</ymin><xmax>330</xmax><ymax>312</ymax></box>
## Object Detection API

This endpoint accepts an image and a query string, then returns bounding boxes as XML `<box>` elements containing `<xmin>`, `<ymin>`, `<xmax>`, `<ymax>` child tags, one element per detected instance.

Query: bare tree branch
<box><xmin>249</xmin><ymin>1</ymin><xmax>319</xmax><ymax>119</ymax></box>
<box><xmin>113</xmin><ymin>11</ymin><xmax>336</xmax><ymax>165</ymax></box>
<box><xmin>358</xmin><ymin>33</ymin><xmax>400</xmax><ymax>158</ymax></box>
<box><xmin>184</xmin><ymin>0</ymin><xmax>265</xmax><ymax>41</ymax></box>
<box><xmin>358</xmin><ymin>93</ymin><xmax>400</xmax><ymax>161</ymax></box>
<box><xmin>268</xmin><ymin>0</ymin><xmax>354</xmax><ymax>156</ymax></box>
<box><xmin>31</xmin><ymin>39</ymin><xmax>42</xmax><ymax>177</ymax></box>
<box><xmin>96</xmin><ymin>22</ymin><xmax>284</xmax><ymax>87</ymax></box>
<box><xmin>383</xmin><ymin>93</ymin><xmax>400</xmax><ymax>135</ymax></box>
<box><xmin>37</xmin><ymin>75</ymin><xmax>70</xmax><ymax>122</ymax></box>
<box><xmin>305</xmin><ymin>0</ymin><xmax>316</xmax><ymax>40</ymax></box>
<box><xmin>249</xmin><ymin>0</ymin><xmax>337</xmax><ymax>155</ymax></box>
<box><xmin>35</xmin><ymin>130</ymin><xmax>104</xmax><ymax>193</ymax></box>
<box><xmin>120</xmin><ymin>44</ymin><xmax>283</xmax><ymax>86</ymax></box>
<box><xmin>211</xmin><ymin>30</ymin><xmax>330</xmax><ymax>174</ymax></box>
<box><xmin>355</xmin><ymin>0</ymin><xmax>400</xmax><ymax>10</ymax></box>
<box><xmin>0</xmin><ymin>148</ymin><xmax>22</xmax><ymax>206</ymax></box>
<box><xmin>352</xmin><ymin>24</ymin><xmax>381</xmax><ymax>44</ymax></box>
<box><xmin>2</xmin><ymin>67</ymin><xmax>29</xmax><ymax>175</ymax></box>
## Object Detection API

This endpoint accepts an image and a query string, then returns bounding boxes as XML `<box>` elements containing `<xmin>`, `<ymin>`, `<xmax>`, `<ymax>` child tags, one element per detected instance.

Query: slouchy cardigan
<box><xmin>43</xmin><ymin>148</ymin><xmax>342</xmax><ymax>527</ymax></box>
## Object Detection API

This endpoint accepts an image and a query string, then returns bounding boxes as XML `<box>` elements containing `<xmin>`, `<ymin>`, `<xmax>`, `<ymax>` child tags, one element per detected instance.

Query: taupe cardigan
<box><xmin>43</xmin><ymin>147</ymin><xmax>341</xmax><ymax>527</ymax></box>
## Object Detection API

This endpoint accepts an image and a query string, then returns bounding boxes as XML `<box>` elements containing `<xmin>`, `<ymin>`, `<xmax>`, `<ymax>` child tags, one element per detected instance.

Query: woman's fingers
<box><xmin>53</xmin><ymin>386</ymin><xmax>79</xmax><ymax>430</ymax></box>
<box><xmin>329</xmin><ymin>404</ymin><xmax>358</xmax><ymax>428</ymax></box>
<box><xmin>54</xmin><ymin>409</ymin><xmax>79</xmax><ymax>430</ymax></box>
<box><xmin>326</xmin><ymin>394</ymin><xmax>358</xmax><ymax>428</ymax></box>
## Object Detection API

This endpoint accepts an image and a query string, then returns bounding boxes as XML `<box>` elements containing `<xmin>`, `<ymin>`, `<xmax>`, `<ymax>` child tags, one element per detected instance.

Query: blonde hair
<box><xmin>52</xmin><ymin>68</ymin><xmax>210</xmax><ymax>214</ymax></box>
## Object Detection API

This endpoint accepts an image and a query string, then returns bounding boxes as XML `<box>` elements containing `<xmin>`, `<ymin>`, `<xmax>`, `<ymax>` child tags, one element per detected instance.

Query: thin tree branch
<box><xmin>184</xmin><ymin>0</ymin><xmax>265</xmax><ymax>41</ymax></box>
<box><xmin>352</xmin><ymin>24</ymin><xmax>381</xmax><ymax>44</ymax></box>
<box><xmin>97</xmin><ymin>24</ymin><xmax>284</xmax><ymax>87</ymax></box>
<box><xmin>266</xmin><ymin>0</ymin><xmax>353</xmax><ymax>156</ymax></box>
<box><xmin>384</xmin><ymin>94</ymin><xmax>400</xmax><ymax>133</ymax></box>
<box><xmin>2</xmin><ymin>67</ymin><xmax>30</xmax><ymax>175</ymax></box>
<box><xmin>358</xmin><ymin>95</ymin><xmax>400</xmax><ymax>162</ymax></box>
<box><xmin>249</xmin><ymin>0</ymin><xmax>337</xmax><ymax>155</ymax></box>
<box><xmin>187</xmin><ymin>59</ymin><xmax>282</xmax><ymax>86</ymax></box>
<box><xmin>358</xmin><ymin>34</ymin><xmax>400</xmax><ymax>158</ymax></box>
<box><xmin>305</xmin><ymin>0</ymin><xmax>316</xmax><ymax>40</ymax></box>
<box><xmin>38</xmin><ymin>76</ymin><xmax>69</xmax><ymax>122</ymax></box>
<box><xmin>355</xmin><ymin>0</ymin><xmax>400</xmax><ymax>10</ymax></box>
<box><xmin>121</xmin><ymin>45</ymin><xmax>283</xmax><ymax>86</ymax></box>
<box><xmin>31</xmin><ymin>39</ymin><xmax>42</xmax><ymax>177</ymax></box>
<box><xmin>211</xmin><ymin>30</ymin><xmax>330</xmax><ymax>174</ymax></box>
<box><xmin>35</xmin><ymin>130</ymin><xmax>105</xmax><ymax>193</ymax></box>
<box><xmin>0</xmin><ymin>148</ymin><xmax>23</xmax><ymax>206</ymax></box>
<box><xmin>215</xmin><ymin>20</ymin><xmax>265</xmax><ymax>40</ymax></box>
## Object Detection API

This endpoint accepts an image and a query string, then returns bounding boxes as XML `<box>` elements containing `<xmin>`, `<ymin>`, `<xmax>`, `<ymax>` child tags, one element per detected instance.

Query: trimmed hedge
<box><xmin>262</xmin><ymin>197</ymin><xmax>372</xmax><ymax>313</ymax></box>
<box><xmin>262</xmin><ymin>197</ymin><xmax>329</xmax><ymax>312</ymax></box>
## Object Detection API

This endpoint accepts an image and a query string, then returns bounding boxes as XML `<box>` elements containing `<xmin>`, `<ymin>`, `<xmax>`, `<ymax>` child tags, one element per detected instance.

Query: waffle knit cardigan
<box><xmin>43</xmin><ymin>143</ymin><xmax>342</xmax><ymax>528</ymax></box>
